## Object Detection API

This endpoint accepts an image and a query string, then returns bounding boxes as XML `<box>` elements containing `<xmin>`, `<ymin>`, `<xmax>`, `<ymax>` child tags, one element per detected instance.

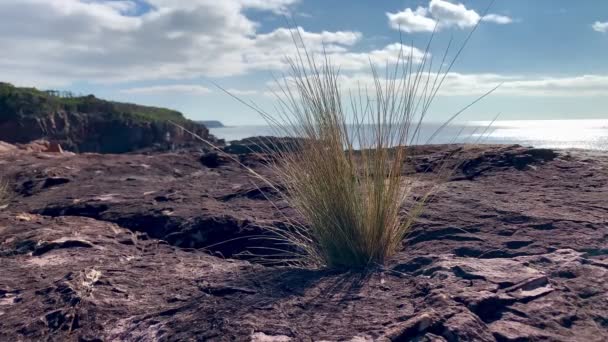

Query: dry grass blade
<box><xmin>259</xmin><ymin>51</ymin><xmax>431</xmax><ymax>268</ymax></box>
<box><xmin>185</xmin><ymin>17</ymin><xmax>497</xmax><ymax>269</ymax></box>
<box><xmin>0</xmin><ymin>177</ymin><xmax>8</xmax><ymax>208</ymax></box>
<box><xmin>241</xmin><ymin>26</ymin><xmax>497</xmax><ymax>269</ymax></box>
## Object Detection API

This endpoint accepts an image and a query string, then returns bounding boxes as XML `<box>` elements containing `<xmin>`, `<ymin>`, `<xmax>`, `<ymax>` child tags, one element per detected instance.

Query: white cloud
<box><xmin>231</xmin><ymin>73</ymin><xmax>608</xmax><ymax>103</ymax></box>
<box><xmin>247</xmin><ymin>37</ymin><xmax>425</xmax><ymax>72</ymax></box>
<box><xmin>496</xmin><ymin>75</ymin><xmax>608</xmax><ymax>97</ymax></box>
<box><xmin>376</xmin><ymin>73</ymin><xmax>608</xmax><ymax>97</ymax></box>
<box><xmin>429</xmin><ymin>0</ymin><xmax>480</xmax><ymax>29</ymax></box>
<box><xmin>244</xmin><ymin>27</ymin><xmax>363</xmax><ymax>71</ymax></box>
<box><xmin>237</xmin><ymin>0</ymin><xmax>300</xmax><ymax>14</ymax></box>
<box><xmin>121</xmin><ymin>84</ymin><xmax>212</xmax><ymax>95</ymax></box>
<box><xmin>387</xmin><ymin>7</ymin><xmax>437</xmax><ymax>32</ymax></box>
<box><xmin>332</xmin><ymin>43</ymin><xmax>426</xmax><ymax>70</ymax></box>
<box><xmin>225</xmin><ymin>88</ymin><xmax>259</xmax><ymax>96</ymax></box>
<box><xmin>0</xmin><ymin>0</ymin><xmax>373</xmax><ymax>86</ymax></box>
<box><xmin>593</xmin><ymin>21</ymin><xmax>608</xmax><ymax>33</ymax></box>
<box><xmin>282</xmin><ymin>73</ymin><xmax>608</xmax><ymax>98</ymax></box>
<box><xmin>387</xmin><ymin>0</ymin><xmax>512</xmax><ymax>32</ymax></box>
<box><xmin>482</xmin><ymin>14</ymin><xmax>513</xmax><ymax>25</ymax></box>
<box><xmin>146</xmin><ymin>0</ymin><xmax>298</xmax><ymax>13</ymax></box>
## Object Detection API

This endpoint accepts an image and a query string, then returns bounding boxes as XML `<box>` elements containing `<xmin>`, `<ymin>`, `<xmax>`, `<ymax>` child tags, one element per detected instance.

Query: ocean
<box><xmin>210</xmin><ymin>119</ymin><xmax>608</xmax><ymax>151</ymax></box>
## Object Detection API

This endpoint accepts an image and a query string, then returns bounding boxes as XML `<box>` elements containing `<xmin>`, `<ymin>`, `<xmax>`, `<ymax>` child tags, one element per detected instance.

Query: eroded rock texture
<box><xmin>0</xmin><ymin>144</ymin><xmax>606</xmax><ymax>341</ymax></box>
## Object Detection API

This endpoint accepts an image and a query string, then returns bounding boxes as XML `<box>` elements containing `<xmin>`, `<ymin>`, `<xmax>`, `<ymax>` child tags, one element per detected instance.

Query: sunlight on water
<box><xmin>210</xmin><ymin>119</ymin><xmax>608</xmax><ymax>151</ymax></box>
<box><xmin>471</xmin><ymin>119</ymin><xmax>608</xmax><ymax>151</ymax></box>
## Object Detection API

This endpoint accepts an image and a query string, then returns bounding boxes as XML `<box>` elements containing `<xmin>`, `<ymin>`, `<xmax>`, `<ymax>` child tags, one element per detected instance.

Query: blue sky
<box><xmin>1</xmin><ymin>0</ymin><xmax>607</xmax><ymax>124</ymax></box>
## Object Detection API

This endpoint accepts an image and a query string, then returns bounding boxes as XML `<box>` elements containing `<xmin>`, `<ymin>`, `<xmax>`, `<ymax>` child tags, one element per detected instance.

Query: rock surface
<box><xmin>223</xmin><ymin>136</ymin><xmax>304</xmax><ymax>155</ymax></box>
<box><xmin>0</xmin><ymin>143</ymin><xmax>607</xmax><ymax>341</ymax></box>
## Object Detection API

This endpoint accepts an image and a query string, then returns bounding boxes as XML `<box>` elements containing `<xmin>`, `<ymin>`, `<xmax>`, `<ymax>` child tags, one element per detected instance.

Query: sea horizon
<box><xmin>210</xmin><ymin>118</ymin><xmax>608</xmax><ymax>151</ymax></box>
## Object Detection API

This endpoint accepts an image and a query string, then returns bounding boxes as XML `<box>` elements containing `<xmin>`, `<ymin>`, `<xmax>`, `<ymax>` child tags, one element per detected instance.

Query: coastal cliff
<box><xmin>0</xmin><ymin>82</ymin><xmax>215</xmax><ymax>153</ymax></box>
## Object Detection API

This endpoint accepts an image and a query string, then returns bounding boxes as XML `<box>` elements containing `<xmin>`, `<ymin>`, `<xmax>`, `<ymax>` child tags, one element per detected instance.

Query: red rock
<box><xmin>44</xmin><ymin>141</ymin><xmax>64</xmax><ymax>153</ymax></box>
<box><xmin>0</xmin><ymin>145</ymin><xmax>607</xmax><ymax>341</ymax></box>
<box><xmin>16</xmin><ymin>139</ymin><xmax>51</xmax><ymax>152</ymax></box>
<box><xmin>0</xmin><ymin>141</ymin><xmax>16</xmax><ymax>153</ymax></box>
<box><xmin>489</xmin><ymin>320</ymin><xmax>555</xmax><ymax>341</ymax></box>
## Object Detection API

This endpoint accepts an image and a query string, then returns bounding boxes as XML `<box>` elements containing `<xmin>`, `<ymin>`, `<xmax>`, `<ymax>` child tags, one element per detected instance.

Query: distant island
<box><xmin>198</xmin><ymin>120</ymin><xmax>224</xmax><ymax>128</ymax></box>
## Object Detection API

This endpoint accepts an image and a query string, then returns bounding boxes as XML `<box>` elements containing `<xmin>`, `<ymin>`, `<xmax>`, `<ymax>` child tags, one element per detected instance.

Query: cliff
<box><xmin>0</xmin><ymin>82</ymin><xmax>216</xmax><ymax>153</ymax></box>
<box><xmin>197</xmin><ymin>120</ymin><xmax>224</xmax><ymax>128</ymax></box>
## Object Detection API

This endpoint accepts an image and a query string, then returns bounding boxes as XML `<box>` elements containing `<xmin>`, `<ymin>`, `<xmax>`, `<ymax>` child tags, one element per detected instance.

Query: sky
<box><xmin>1</xmin><ymin>0</ymin><xmax>608</xmax><ymax>125</ymax></box>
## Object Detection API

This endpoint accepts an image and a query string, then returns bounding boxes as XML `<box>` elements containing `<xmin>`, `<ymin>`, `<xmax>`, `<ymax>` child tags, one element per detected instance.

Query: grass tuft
<box><xmin>187</xmin><ymin>22</ymin><xmax>496</xmax><ymax>269</ymax></box>
<box><xmin>257</xmin><ymin>50</ymin><xmax>435</xmax><ymax>269</ymax></box>
<box><xmin>239</xmin><ymin>27</ymin><xmax>496</xmax><ymax>269</ymax></box>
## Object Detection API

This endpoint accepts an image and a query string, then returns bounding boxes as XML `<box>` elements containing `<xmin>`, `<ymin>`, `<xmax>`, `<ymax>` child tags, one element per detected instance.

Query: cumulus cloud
<box><xmin>332</xmin><ymin>43</ymin><xmax>426</xmax><ymax>69</ymax></box>
<box><xmin>120</xmin><ymin>84</ymin><xmax>212</xmax><ymax>95</ymax></box>
<box><xmin>429</xmin><ymin>0</ymin><xmax>480</xmax><ymax>28</ymax></box>
<box><xmin>386</xmin><ymin>7</ymin><xmax>436</xmax><ymax>33</ymax></box>
<box><xmin>339</xmin><ymin>73</ymin><xmax>608</xmax><ymax>97</ymax></box>
<box><xmin>0</xmin><ymin>0</ymin><xmax>378</xmax><ymax>87</ymax></box>
<box><xmin>224</xmin><ymin>71</ymin><xmax>608</xmax><ymax>104</ymax></box>
<box><xmin>243</xmin><ymin>27</ymin><xmax>363</xmax><ymax>70</ymax></box>
<box><xmin>247</xmin><ymin>36</ymin><xmax>425</xmax><ymax>72</ymax></box>
<box><xmin>593</xmin><ymin>21</ymin><xmax>608</xmax><ymax>33</ymax></box>
<box><xmin>387</xmin><ymin>0</ymin><xmax>512</xmax><ymax>32</ymax></box>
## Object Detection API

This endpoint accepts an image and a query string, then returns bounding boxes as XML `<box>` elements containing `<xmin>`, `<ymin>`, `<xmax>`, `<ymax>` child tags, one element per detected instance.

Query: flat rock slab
<box><xmin>0</xmin><ymin>144</ymin><xmax>607</xmax><ymax>341</ymax></box>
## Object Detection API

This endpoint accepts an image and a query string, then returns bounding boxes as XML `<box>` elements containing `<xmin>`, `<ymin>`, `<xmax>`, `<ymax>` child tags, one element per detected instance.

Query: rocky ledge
<box><xmin>0</xmin><ymin>144</ymin><xmax>606</xmax><ymax>341</ymax></box>
<box><xmin>0</xmin><ymin>82</ymin><xmax>218</xmax><ymax>153</ymax></box>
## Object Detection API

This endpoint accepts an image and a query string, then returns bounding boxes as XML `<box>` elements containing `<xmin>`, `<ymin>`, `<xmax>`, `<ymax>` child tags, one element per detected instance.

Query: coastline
<box><xmin>210</xmin><ymin>119</ymin><xmax>608</xmax><ymax>152</ymax></box>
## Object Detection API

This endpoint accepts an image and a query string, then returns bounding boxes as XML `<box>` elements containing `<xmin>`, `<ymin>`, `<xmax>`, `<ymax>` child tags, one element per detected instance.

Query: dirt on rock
<box><xmin>0</xmin><ymin>144</ymin><xmax>607</xmax><ymax>341</ymax></box>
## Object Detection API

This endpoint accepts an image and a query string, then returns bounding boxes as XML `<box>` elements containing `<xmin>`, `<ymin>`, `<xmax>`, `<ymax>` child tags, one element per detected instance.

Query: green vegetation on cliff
<box><xmin>0</xmin><ymin>82</ymin><xmax>188</xmax><ymax>124</ymax></box>
<box><xmin>0</xmin><ymin>82</ymin><xmax>213</xmax><ymax>153</ymax></box>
